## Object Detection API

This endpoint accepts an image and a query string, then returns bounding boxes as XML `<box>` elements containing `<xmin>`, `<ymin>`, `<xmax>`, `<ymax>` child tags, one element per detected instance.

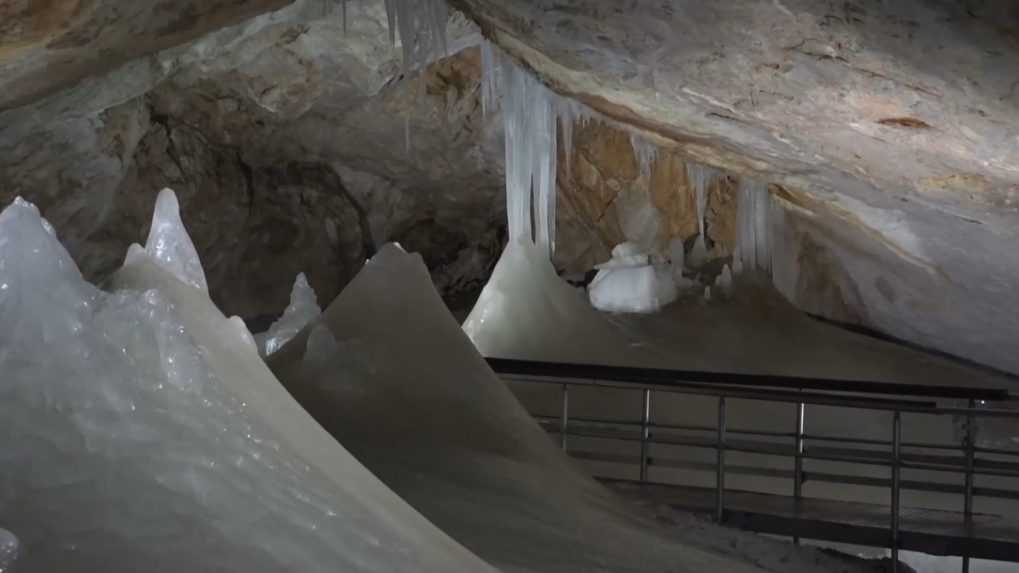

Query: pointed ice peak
<box><xmin>0</xmin><ymin>197</ymin><xmax>96</xmax><ymax>339</ymax></box>
<box><xmin>142</xmin><ymin>188</ymin><xmax>208</xmax><ymax>292</ymax></box>
<box><xmin>257</xmin><ymin>272</ymin><xmax>322</xmax><ymax>357</ymax></box>
<box><xmin>0</xmin><ymin>197</ymin><xmax>87</xmax><ymax>289</ymax></box>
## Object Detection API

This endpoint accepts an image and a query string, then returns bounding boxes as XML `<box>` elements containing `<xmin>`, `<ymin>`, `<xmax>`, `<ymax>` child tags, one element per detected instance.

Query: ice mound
<box><xmin>0</xmin><ymin>195</ymin><xmax>494</xmax><ymax>572</ymax></box>
<box><xmin>125</xmin><ymin>188</ymin><xmax>208</xmax><ymax>291</ymax></box>
<box><xmin>267</xmin><ymin>243</ymin><xmax>767</xmax><ymax>573</ymax></box>
<box><xmin>463</xmin><ymin>240</ymin><xmax>645</xmax><ymax>364</ymax></box>
<box><xmin>588</xmin><ymin>242</ymin><xmax>677</xmax><ymax>313</ymax></box>
<box><xmin>255</xmin><ymin>272</ymin><xmax>322</xmax><ymax>357</ymax></box>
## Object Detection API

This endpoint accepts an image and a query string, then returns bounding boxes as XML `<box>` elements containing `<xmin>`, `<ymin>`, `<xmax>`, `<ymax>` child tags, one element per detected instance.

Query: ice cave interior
<box><xmin>2</xmin><ymin>1</ymin><xmax>1019</xmax><ymax>573</ymax></box>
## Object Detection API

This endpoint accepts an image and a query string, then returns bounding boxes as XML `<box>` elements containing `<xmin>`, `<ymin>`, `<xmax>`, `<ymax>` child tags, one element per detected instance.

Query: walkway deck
<box><xmin>602</xmin><ymin>478</ymin><xmax>1019</xmax><ymax>563</ymax></box>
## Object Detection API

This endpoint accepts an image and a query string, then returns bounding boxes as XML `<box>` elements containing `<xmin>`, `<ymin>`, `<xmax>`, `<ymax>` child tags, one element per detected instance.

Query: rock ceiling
<box><xmin>2</xmin><ymin>0</ymin><xmax>1019</xmax><ymax>373</ymax></box>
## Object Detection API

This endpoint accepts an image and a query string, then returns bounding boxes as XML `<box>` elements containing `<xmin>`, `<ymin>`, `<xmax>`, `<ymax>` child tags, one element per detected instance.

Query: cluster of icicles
<box><xmin>480</xmin><ymin>40</ymin><xmax>779</xmax><ymax>312</ymax></box>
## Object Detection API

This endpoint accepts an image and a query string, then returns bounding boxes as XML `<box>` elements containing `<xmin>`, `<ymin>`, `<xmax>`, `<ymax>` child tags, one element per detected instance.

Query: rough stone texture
<box><xmin>0</xmin><ymin>0</ymin><xmax>293</xmax><ymax>111</ymax></box>
<box><xmin>649</xmin><ymin>152</ymin><xmax>698</xmax><ymax>247</ymax></box>
<box><xmin>554</xmin><ymin>117</ymin><xmax>738</xmax><ymax>274</ymax></box>
<box><xmin>704</xmin><ymin>175</ymin><xmax>739</xmax><ymax>259</ymax></box>
<box><xmin>0</xmin><ymin>0</ymin><xmax>505</xmax><ymax>320</ymax></box>
<box><xmin>453</xmin><ymin>0</ymin><xmax>1019</xmax><ymax>373</ymax></box>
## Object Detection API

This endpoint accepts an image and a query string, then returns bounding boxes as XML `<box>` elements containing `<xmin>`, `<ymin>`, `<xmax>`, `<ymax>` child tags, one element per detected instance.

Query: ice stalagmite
<box><xmin>0</xmin><ymin>194</ymin><xmax>496</xmax><ymax>573</ymax></box>
<box><xmin>126</xmin><ymin>187</ymin><xmax>208</xmax><ymax>291</ymax></box>
<box><xmin>256</xmin><ymin>272</ymin><xmax>322</xmax><ymax>357</ymax></box>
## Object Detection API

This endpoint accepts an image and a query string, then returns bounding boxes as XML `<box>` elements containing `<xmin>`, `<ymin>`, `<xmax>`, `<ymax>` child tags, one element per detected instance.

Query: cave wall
<box><xmin>0</xmin><ymin>1</ymin><xmax>506</xmax><ymax>321</ymax></box>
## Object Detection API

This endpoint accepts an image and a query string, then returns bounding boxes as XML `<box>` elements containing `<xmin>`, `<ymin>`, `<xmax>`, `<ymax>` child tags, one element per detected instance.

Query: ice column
<box><xmin>483</xmin><ymin>43</ymin><xmax>559</xmax><ymax>256</ymax></box>
<box><xmin>736</xmin><ymin>178</ymin><xmax>773</xmax><ymax>274</ymax></box>
<box><xmin>384</xmin><ymin>0</ymin><xmax>449</xmax><ymax>69</ymax></box>
<box><xmin>132</xmin><ymin>188</ymin><xmax>208</xmax><ymax>291</ymax></box>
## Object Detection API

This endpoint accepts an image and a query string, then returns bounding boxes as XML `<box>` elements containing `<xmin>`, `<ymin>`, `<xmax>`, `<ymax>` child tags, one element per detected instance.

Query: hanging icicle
<box><xmin>736</xmin><ymin>178</ymin><xmax>773</xmax><ymax>275</ymax></box>
<box><xmin>383</xmin><ymin>0</ymin><xmax>449</xmax><ymax>69</ymax></box>
<box><xmin>483</xmin><ymin>42</ymin><xmax>559</xmax><ymax>256</ymax></box>
<box><xmin>630</xmin><ymin>134</ymin><xmax>659</xmax><ymax>181</ymax></box>
<box><xmin>685</xmin><ymin>162</ymin><xmax>720</xmax><ymax>239</ymax></box>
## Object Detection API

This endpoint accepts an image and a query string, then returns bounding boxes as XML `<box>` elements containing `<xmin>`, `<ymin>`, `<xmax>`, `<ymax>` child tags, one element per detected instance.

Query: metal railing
<box><xmin>488</xmin><ymin>358</ymin><xmax>1019</xmax><ymax>573</ymax></box>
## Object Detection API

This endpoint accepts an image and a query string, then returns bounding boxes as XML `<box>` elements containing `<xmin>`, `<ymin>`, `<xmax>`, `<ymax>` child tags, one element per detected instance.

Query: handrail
<box><xmin>487</xmin><ymin>357</ymin><xmax>1014</xmax><ymax>401</ymax></box>
<box><xmin>490</xmin><ymin>358</ymin><xmax>1019</xmax><ymax>573</ymax></box>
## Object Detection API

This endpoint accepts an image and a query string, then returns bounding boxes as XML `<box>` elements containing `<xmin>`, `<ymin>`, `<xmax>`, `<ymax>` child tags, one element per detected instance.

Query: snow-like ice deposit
<box><xmin>255</xmin><ymin>272</ymin><xmax>322</xmax><ymax>357</ymax></box>
<box><xmin>0</xmin><ymin>193</ymin><xmax>495</xmax><ymax>573</ymax></box>
<box><xmin>588</xmin><ymin>242</ymin><xmax>677</xmax><ymax>313</ymax></box>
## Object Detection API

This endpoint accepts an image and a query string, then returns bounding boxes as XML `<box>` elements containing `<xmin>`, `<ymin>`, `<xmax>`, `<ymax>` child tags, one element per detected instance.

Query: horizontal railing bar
<box><xmin>540</xmin><ymin>423</ymin><xmax>1019</xmax><ymax>479</ymax></box>
<box><xmin>565</xmin><ymin>450</ymin><xmax>1019</xmax><ymax>500</ymax></box>
<box><xmin>489</xmin><ymin>357</ymin><xmax>1014</xmax><ymax>401</ymax></box>
<box><xmin>509</xmin><ymin>375</ymin><xmax>942</xmax><ymax>413</ymax></box>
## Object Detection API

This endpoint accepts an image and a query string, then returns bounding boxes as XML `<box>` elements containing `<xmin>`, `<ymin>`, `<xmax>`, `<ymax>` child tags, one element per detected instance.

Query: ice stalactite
<box><xmin>630</xmin><ymin>134</ymin><xmax>658</xmax><ymax>181</ymax></box>
<box><xmin>482</xmin><ymin>42</ymin><xmax>559</xmax><ymax>256</ymax></box>
<box><xmin>556</xmin><ymin>98</ymin><xmax>593</xmax><ymax>180</ymax></box>
<box><xmin>384</xmin><ymin>0</ymin><xmax>449</xmax><ymax>69</ymax></box>
<box><xmin>255</xmin><ymin>272</ymin><xmax>323</xmax><ymax>357</ymax></box>
<box><xmin>736</xmin><ymin>178</ymin><xmax>773</xmax><ymax>275</ymax></box>
<box><xmin>686</xmin><ymin>162</ymin><xmax>720</xmax><ymax>239</ymax></box>
<box><xmin>126</xmin><ymin>188</ymin><xmax>208</xmax><ymax>291</ymax></box>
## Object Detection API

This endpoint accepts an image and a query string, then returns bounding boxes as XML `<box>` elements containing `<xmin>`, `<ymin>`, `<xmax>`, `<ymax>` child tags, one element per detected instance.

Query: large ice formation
<box><xmin>483</xmin><ymin>43</ymin><xmax>559</xmax><ymax>255</ymax></box>
<box><xmin>0</xmin><ymin>194</ymin><xmax>495</xmax><ymax>572</ymax></box>
<box><xmin>588</xmin><ymin>242</ymin><xmax>678</xmax><ymax>313</ymax></box>
<box><xmin>266</xmin><ymin>243</ymin><xmax>769</xmax><ymax>573</ymax></box>
<box><xmin>463</xmin><ymin>239</ymin><xmax>640</xmax><ymax>364</ymax></box>
<box><xmin>255</xmin><ymin>272</ymin><xmax>322</xmax><ymax>357</ymax></box>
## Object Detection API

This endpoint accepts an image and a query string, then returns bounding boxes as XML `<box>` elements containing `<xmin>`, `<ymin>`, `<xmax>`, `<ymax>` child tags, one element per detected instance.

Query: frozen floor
<box><xmin>464</xmin><ymin>242</ymin><xmax>1019</xmax><ymax>573</ymax></box>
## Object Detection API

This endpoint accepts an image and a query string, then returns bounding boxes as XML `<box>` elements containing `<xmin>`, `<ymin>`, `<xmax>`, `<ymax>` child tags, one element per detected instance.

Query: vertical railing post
<box><xmin>716</xmin><ymin>396</ymin><xmax>727</xmax><ymax>524</ymax></box>
<box><xmin>962</xmin><ymin>398</ymin><xmax>976</xmax><ymax>573</ymax></box>
<box><xmin>793</xmin><ymin>401</ymin><xmax>806</xmax><ymax>544</ymax></box>
<box><xmin>890</xmin><ymin>411</ymin><xmax>902</xmax><ymax>573</ymax></box>
<box><xmin>560</xmin><ymin>384</ymin><xmax>569</xmax><ymax>451</ymax></box>
<box><xmin>639</xmin><ymin>388</ymin><xmax>653</xmax><ymax>482</ymax></box>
